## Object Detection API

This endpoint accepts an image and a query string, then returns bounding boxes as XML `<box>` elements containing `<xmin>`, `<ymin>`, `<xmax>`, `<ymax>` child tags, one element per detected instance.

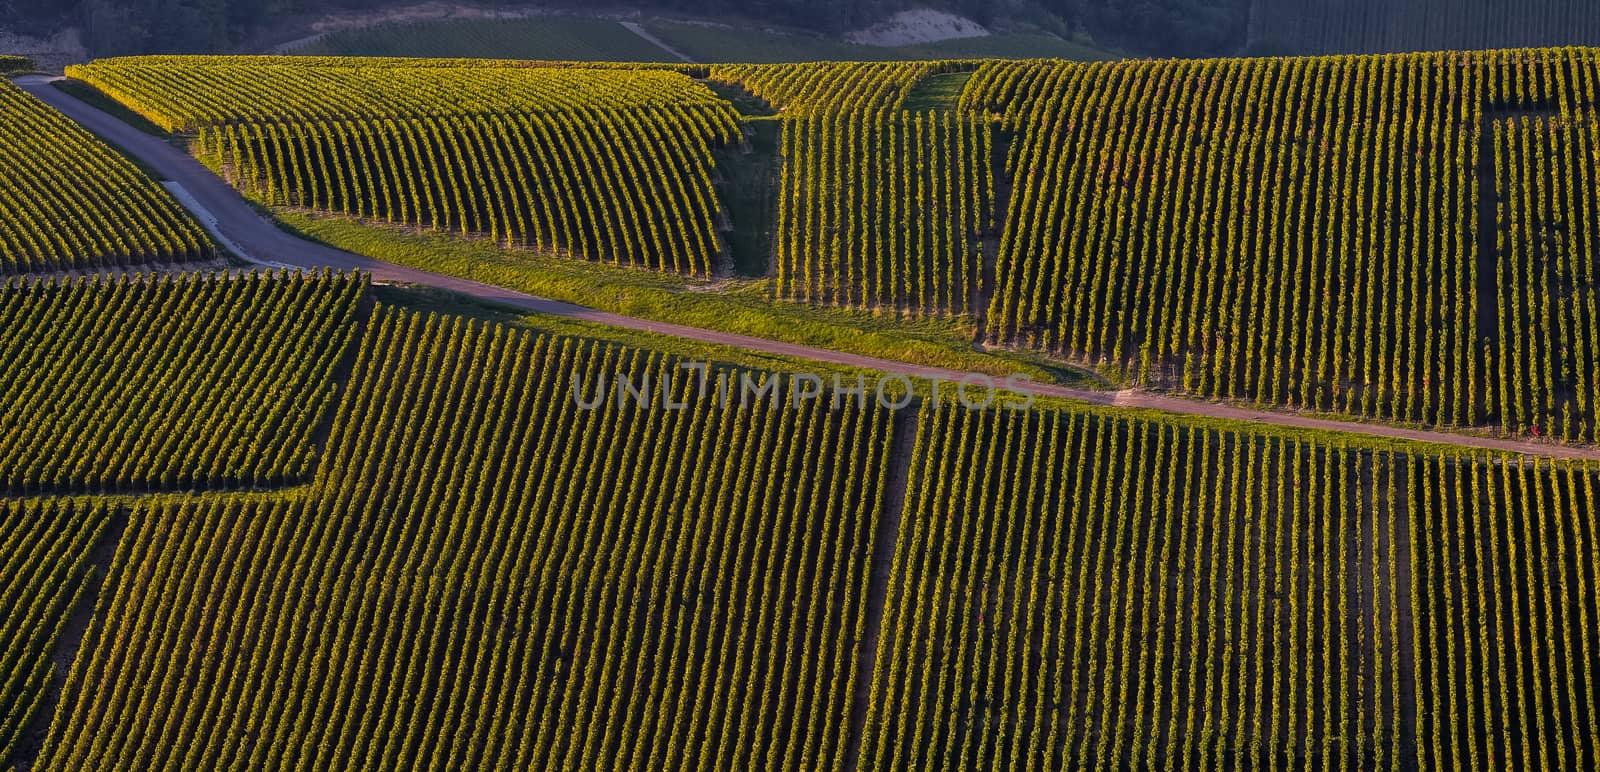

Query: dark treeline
<box><xmin>0</xmin><ymin>0</ymin><xmax>1249</xmax><ymax>58</ymax></box>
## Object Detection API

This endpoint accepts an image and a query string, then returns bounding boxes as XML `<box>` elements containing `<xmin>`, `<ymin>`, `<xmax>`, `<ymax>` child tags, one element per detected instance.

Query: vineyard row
<box><xmin>3</xmin><ymin>288</ymin><xmax>1596</xmax><ymax>769</ymax></box>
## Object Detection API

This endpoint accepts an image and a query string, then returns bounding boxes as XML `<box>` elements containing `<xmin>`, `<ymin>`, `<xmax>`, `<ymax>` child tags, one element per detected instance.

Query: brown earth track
<box><xmin>17</xmin><ymin>75</ymin><xmax>1600</xmax><ymax>463</ymax></box>
<box><xmin>11</xmin><ymin>508</ymin><xmax>130</xmax><ymax>772</ymax></box>
<box><xmin>841</xmin><ymin>406</ymin><xmax>918</xmax><ymax>772</ymax></box>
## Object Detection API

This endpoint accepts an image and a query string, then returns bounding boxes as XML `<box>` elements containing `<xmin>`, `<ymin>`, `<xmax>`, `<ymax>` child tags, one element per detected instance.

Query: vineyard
<box><xmin>862</xmin><ymin>404</ymin><xmax>1600</xmax><ymax>769</ymax></box>
<box><xmin>69</xmin><ymin>57</ymin><xmax>740</xmax><ymax>275</ymax></box>
<box><xmin>66</xmin><ymin>60</ymin><xmax>725</xmax><ymax>131</ymax></box>
<box><xmin>776</xmin><ymin>110</ymin><xmax>993</xmax><ymax>314</ymax></box>
<box><xmin>0</xmin><ymin>264</ymin><xmax>1594</xmax><ymax>767</ymax></box>
<box><xmin>57</xmin><ymin>50</ymin><xmax>1600</xmax><ymax>438</ymax></box>
<box><xmin>63</xmin><ymin>56</ymin><xmax>1000</xmax><ymax>285</ymax></box>
<box><xmin>12</xmin><ymin>307</ymin><xmax>1600</xmax><ymax>769</ymax></box>
<box><xmin>1411</xmin><ymin>451</ymin><xmax>1600</xmax><ymax>770</ymax></box>
<box><xmin>708</xmin><ymin>61</ymin><xmax>964</xmax><ymax>115</ymax></box>
<box><xmin>0</xmin><ymin>271</ymin><xmax>363</xmax><ymax>493</ymax></box>
<box><xmin>195</xmin><ymin>107</ymin><xmax>737</xmax><ymax>273</ymax></box>
<box><xmin>30</xmin><ymin>307</ymin><xmax>898</xmax><ymax>771</ymax></box>
<box><xmin>0</xmin><ymin>78</ymin><xmax>210</xmax><ymax>273</ymax></box>
<box><xmin>74</xmin><ymin>55</ymin><xmax>700</xmax><ymax>71</ymax></box>
<box><xmin>967</xmin><ymin>49</ymin><xmax>1600</xmax><ymax>441</ymax></box>
<box><xmin>14</xmin><ymin>25</ymin><xmax>1600</xmax><ymax>772</ymax></box>
<box><xmin>865</xmin><ymin>407</ymin><xmax>1413</xmax><ymax>769</ymax></box>
<box><xmin>0</xmin><ymin>501</ymin><xmax>117</xmax><ymax>770</ymax></box>
<box><xmin>1491</xmin><ymin>113</ymin><xmax>1600</xmax><ymax>441</ymax></box>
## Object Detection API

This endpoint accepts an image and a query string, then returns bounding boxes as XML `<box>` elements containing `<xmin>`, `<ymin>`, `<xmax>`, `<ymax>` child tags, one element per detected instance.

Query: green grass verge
<box><xmin>704</xmin><ymin>80</ymin><xmax>777</xmax><ymax>116</ymax></box>
<box><xmin>374</xmin><ymin>282</ymin><xmax>1571</xmax><ymax>465</ymax></box>
<box><xmin>715</xmin><ymin>118</ymin><xmax>780</xmax><ymax>275</ymax></box>
<box><xmin>52</xmin><ymin>79</ymin><xmax>171</xmax><ymax>137</ymax></box>
<box><xmin>374</xmin><ymin>282</ymin><xmax>944</xmax><ymax>393</ymax></box>
<box><xmin>903</xmin><ymin>71</ymin><xmax>974</xmax><ymax>111</ymax></box>
<box><xmin>275</xmin><ymin>208</ymin><xmax>1094</xmax><ymax>387</ymax></box>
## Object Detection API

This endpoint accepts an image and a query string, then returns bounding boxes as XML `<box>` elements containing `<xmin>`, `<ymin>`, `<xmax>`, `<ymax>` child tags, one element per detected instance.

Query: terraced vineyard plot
<box><xmin>77</xmin><ymin>57</ymin><xmax>745</xmax><ymax>276</ymax></box>
<box><xmin>33</xmin><ymin>309</ymin><xmax>898</xmax><ymax>771</ymax></box>
<box><xmin>865</xmin><ymin>403</ymin><xmax>1600</xmax><ymax>769</ymax></box>
<box><xmin>68</xmin><ymin>60</ymin><xmax>728</xmax><ymax>131</ymax></box>
<box><xmin>957</xmin><ymin>59</ymin><xmax>1074</xmax><ymax>120</ymax></box>
<box><xmin>197</xmin><ymin>107</ymin><xmax>738</xmax><ymax>274</ymax></box>
<box><xmin>1411</xmin><ymin>454</ymin><xmax>1600</xmax><ymax>770</ymax></box>
<box><xmin>0</xmin><ymin>501</ymin><xmax>118</xmax><ymax>770</ymax></box>
<box><xmin>1492</xmin><ymin>113</ymin><xmax>1600</xmax><ymax>442</ymax></box>
<box><xmin>776</xmin><ymin>111</ymin><xmax>993</xmax><ymax>314</ymax></box>
<box><xmin>976</xmin><ymin>49</ymin><xmax>1600</xmax><ymax>440</ymax></box>
<box><xmin>863</xmin><ymin>406</ymin><xmax>1418</xmax><ymax>769</ymax></box>
<box><xmin>0</xmin><ymin>78</ymin><xmax>209</xmax><ymax>273</ymax></box>
<box><xmin>0</xmin><ymin>271</ymin><xmax>364</xmax><ymax>494</ymax></box>
<box><xmin>984</xmin><ymin>54</ymin><xmax>1479</xmax><ymax>412</ymax></box>
<box><xmin>710</xmin><ymin>61</ymin><xmax>960</xmax><ymax>114</ymax></box>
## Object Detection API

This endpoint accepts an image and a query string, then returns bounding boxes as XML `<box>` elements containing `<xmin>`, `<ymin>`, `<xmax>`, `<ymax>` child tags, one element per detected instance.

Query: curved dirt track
<box><xmin>19</xmin><ymin>75</ymin><xmax>1600</xmax><ymax>462</ymax></box>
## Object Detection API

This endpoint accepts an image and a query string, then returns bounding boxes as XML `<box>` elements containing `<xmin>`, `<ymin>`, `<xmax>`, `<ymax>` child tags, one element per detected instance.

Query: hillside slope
<box><xmin>1249</xmin><ymin>0</ymin><xmax>1600</xmax><ymax>54</ymax></box>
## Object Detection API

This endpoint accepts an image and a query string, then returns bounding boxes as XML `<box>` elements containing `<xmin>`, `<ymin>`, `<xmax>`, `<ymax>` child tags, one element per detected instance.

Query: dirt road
<box><xmin>19</xmin><ymin>75</ymin><xmax>1600</xmax><ymax>461</ymax></box>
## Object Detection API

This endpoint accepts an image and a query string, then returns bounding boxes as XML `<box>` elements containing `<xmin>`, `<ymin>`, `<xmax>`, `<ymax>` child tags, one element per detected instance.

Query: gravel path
<box><xmin>19</xmin><ymin>75</ymin><xmax>1600</xmax><ymax>461</ymax></box>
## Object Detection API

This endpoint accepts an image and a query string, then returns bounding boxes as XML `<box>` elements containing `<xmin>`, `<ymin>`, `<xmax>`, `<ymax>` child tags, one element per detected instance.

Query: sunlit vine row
<box><xmin>1491</xmin><ymin>112</ymin><xmax>1600</xmax><ymax>442</ymax></box>
<box><xmin>776</xmin><ymin>110</ymin><xmax>993</xmax><ymax>314</ymax></box>
<box><xmin>976</xmin><ymin>48</ymin><xmax>1600</xmax><ymax>439</ymax></box>
<box><xmin>0</xmin><ymin>501</ymin><xmax>116</xmax><ymax>770</ymax></box>
<box><xmin>0</xmin><ymin>270</ymin><xmax>363</xmax><ymax>493</ymax></box>
<box><xmin>34</xmin><ymin>307</ymin><xmax>897</xmax><ymax>771</ymax></box>
<box><xmin>84</xmin><ymin>54</ymin><xmax>702</xmax><ymax>71</ymax></box>
<box><xmin>0</xmin><ymin>78</ymin><xmax>210</xmax><ymax>273</ymax></box>
<box><xmin>710</xmin><ymin>61</ymin><xmax>962</xmax><ymax>114</ymax></box>
<box><xmin>865</xmin><ymin>403</ymin><xmax>1600</xmax><ymax>769</ymax></box>
<box><xmin>195</xmin><ymin>106</ymin><xmax>738</xmax><ymax>274</ymax></box>
<box><xmin>68</xmin><ymin>58</ymin><xmax>732</xmax><ymax>132</ymax></box>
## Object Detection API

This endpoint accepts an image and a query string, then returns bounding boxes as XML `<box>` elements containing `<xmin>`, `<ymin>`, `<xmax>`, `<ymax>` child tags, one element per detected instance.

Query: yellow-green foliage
<box><xmin>0</xmin><ymin>271</ymin><xmax>364</xmax><ymax>493</ymax></box>
<box><xmin>69</xmin><ymin>58</ymin><xmax>729</xmax><ymax>132</ymax></box>
<box><xmin>0</xmin><ymin>79</ymin><xmax>209</xmax><ymax>272</ymax></box>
